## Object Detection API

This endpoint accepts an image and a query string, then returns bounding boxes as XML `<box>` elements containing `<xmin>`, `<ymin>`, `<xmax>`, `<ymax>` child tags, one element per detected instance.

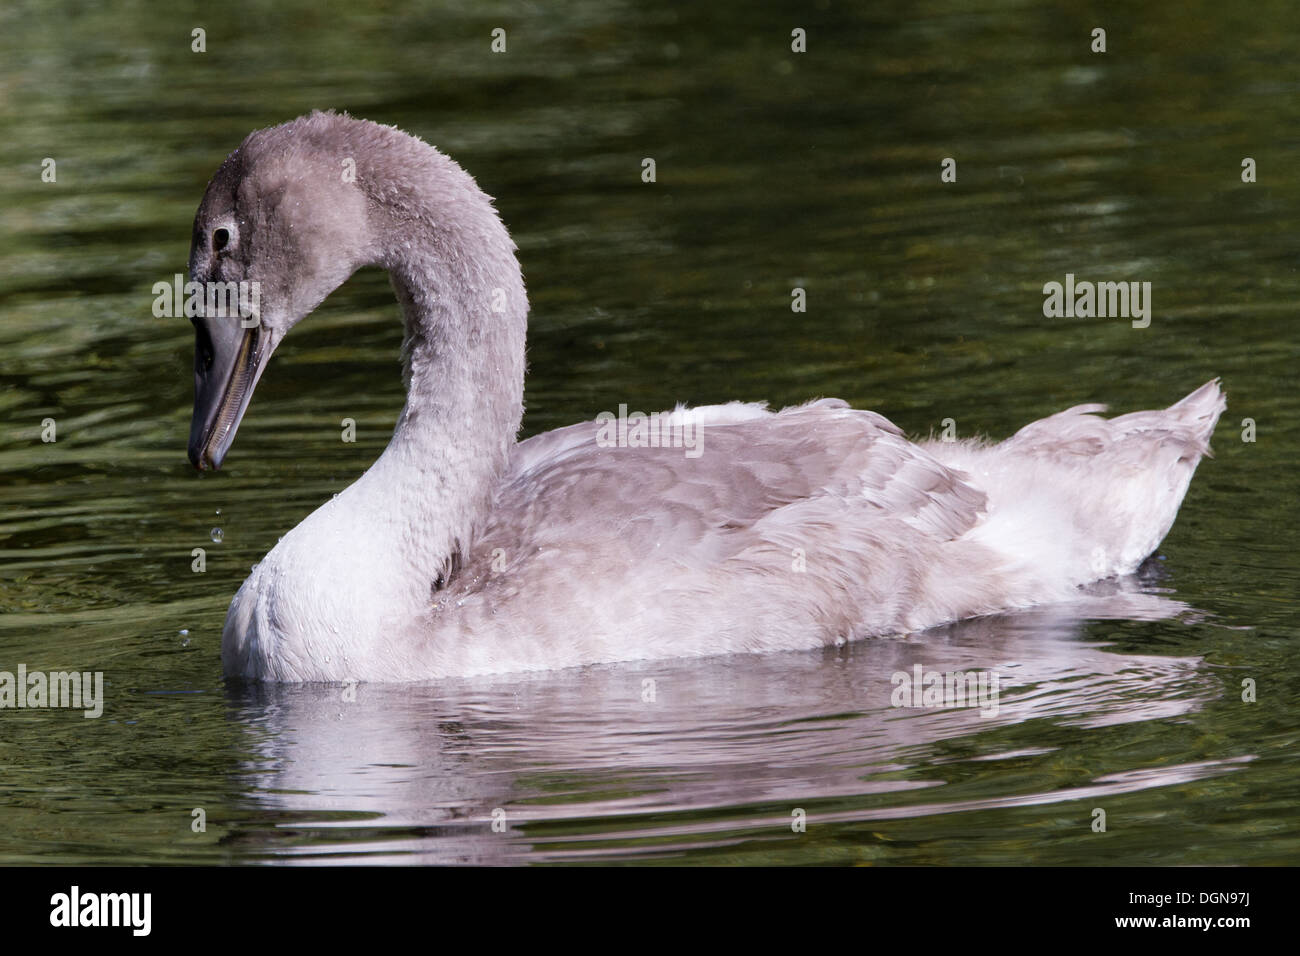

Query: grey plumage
<box><xmin>184</xmin><ymin>112</ymin><xmax>1225</xmax><ymax>682</ymax></box>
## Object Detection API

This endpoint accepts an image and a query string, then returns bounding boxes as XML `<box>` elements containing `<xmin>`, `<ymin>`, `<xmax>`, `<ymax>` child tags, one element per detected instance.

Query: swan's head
<box><xmin>186</xmin><ymin>112</ymin><xmax>380</xmax><ymax>470</ymax></box>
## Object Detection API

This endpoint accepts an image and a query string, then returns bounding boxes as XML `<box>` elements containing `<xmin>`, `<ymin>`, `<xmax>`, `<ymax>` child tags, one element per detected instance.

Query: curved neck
<box><xmin>351</xmin><ymin>176</ymin><xmax>527</xmax><ymax>591</ymax></box>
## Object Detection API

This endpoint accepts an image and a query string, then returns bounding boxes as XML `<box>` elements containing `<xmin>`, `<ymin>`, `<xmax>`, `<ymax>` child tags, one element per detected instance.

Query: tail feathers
<box><xmin>1162</xmin><ymin>377</ymin><xmax>1226</xmax><ymax>455</ymax></box>
<box><xmin>1004</xmin><ymin>378</ymin><xmax>1224</xmax><ymax>462</ymax></box>
<box><xmin>932</xmin><ymin>380</ymin><xmax>1226</xmax><ymax>595</ymax></box>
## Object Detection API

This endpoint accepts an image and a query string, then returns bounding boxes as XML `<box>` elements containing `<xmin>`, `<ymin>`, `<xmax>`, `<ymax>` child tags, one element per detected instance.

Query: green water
<box><xmin>0</xmin><ymin>0</ymin><xmax>1297</xmax><ymax>864</ymax></box>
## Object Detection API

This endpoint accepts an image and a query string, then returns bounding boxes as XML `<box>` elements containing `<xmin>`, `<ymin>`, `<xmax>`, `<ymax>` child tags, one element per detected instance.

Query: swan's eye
<box><xmin>213</xmin><ymin>227</ymin><xmax>231</xmax><ymax>252</ymax></box>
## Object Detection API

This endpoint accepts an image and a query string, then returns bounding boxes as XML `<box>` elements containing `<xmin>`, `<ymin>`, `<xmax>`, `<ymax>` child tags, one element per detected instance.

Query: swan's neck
<box><xmin>226</xmin><ymin>155</ymin><xmax>530</xmax><ymax>679</ymax></box>
<box><xmin>351</xmin><ymin>189</ymin><xmax>528</xmax><ymax>596</ymax></box>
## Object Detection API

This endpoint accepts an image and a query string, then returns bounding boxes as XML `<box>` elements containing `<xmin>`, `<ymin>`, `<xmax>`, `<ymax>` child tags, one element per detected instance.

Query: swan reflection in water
<box><xmin>221</xmin><ymin>570</ymin><xmax>1247</xmax><ymax>864</ymax></box>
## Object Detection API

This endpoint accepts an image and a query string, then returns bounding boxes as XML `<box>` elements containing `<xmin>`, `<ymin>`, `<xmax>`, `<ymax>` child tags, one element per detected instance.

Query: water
<box><xmin>1</xmin><ymin>0</ymin><xmax>1297</xmax><ymax>864</ymax></box>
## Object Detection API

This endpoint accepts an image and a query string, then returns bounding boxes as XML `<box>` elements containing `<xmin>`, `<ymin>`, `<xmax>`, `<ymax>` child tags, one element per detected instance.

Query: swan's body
<box><xmin>184</xmin><ymin>112</ymin><xmax>1225</xmax><ymax>682</ymax></box>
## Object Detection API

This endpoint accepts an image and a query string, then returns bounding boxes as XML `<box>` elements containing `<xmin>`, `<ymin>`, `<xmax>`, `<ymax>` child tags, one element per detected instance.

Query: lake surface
<box><xmin>0</xmin><ymin>0</ymin><xmax>1297</xmax><ymax>864</ymax></box>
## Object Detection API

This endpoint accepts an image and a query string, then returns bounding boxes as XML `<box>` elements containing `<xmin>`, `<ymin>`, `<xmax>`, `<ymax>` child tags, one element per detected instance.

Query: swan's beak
<box><xmin>187</xmin><ymin>314</ymin><xmax>276</xmax><ymax>471</ymax></box>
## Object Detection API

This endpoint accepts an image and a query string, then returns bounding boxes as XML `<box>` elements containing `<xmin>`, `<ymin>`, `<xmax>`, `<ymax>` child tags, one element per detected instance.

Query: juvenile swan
<box><xmin>186</xmin><ymin>111</ymin><xmax>1225</xmax><ymax>682</ymax></box>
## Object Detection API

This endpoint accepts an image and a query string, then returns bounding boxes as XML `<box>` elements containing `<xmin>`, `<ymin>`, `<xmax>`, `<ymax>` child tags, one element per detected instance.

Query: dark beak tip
<box><xmin>187</xmin><ymin>443</ymin><xmax>222</xmax><ymax>472</ymax></box>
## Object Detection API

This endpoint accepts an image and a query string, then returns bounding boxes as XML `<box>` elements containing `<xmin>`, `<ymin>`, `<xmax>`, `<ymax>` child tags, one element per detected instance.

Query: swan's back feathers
<box><xmin>404</xmin><ymin>400</ymin><xmax>1003</xmax><ymax>675</ymax></box>
<box><xmin>499</xmin><ymin>398</ymin><xmax>987</xmax><ymax>566</ymax></box>
<box><xmin>403</xmin><ymin>382</ymin><xmax>1224</xmax><ymax>677</ymax></box>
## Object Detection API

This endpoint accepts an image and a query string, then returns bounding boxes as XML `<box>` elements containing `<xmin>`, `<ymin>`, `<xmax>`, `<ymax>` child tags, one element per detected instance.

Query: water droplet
<box><xmin>215</xmin><ymin>508</ymin><xmax>222</xmax><ymax>516</ymax></box>
<box><xmin>180</xmin><ymin>637</ymin><xmax>191</xmax><ymax>647</ymax></box>
<box><xmin>178</xmin><ymin>628</ymin><xmax>189</xmax><ymax>636</ymax></box>
<box><xmin>210</xmin><ymin>527</ymin><xmax>223</xmax><ymax>543</ymax></box>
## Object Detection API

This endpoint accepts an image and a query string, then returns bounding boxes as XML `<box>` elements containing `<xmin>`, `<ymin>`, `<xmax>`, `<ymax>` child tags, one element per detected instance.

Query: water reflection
<box><xmin>226</xmin><ymin>575</ymin><xmax>1235</xmax><ymax>863</ymax></box>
